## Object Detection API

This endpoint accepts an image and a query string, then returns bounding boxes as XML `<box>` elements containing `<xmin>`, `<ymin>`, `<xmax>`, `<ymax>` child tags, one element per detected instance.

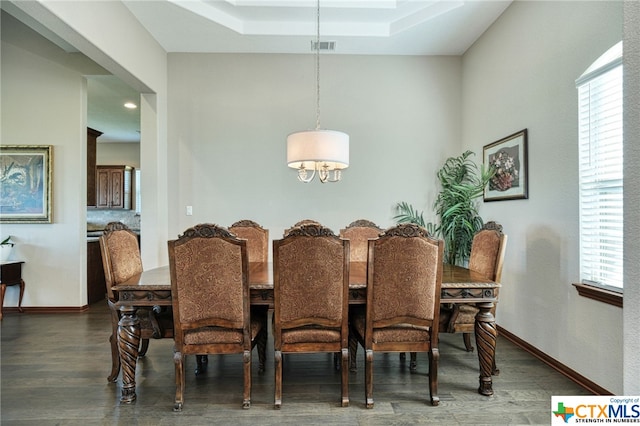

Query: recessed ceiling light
<box><xmin>124</xmin><ymin>102</ymin><xmax>137</xmax><ymax>109</ymax></box>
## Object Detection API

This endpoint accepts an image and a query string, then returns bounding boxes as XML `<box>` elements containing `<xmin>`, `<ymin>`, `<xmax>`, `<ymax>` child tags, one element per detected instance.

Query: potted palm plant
<box><xmin>395</xmin><ymin>150</ymin><xmax>494</xmax><ymax>266</ymax></box>
<box><xmin>1</xmin><ymin>236</ymin><xmax>15</xmax><ymax>261</ymax></box>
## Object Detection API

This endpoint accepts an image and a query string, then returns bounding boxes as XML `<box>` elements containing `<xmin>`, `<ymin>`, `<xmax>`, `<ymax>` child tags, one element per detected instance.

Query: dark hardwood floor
<box><xmin>1</xmin><ymin>302</ymin><xmax>590</xmax><ymax>425</ymax></box>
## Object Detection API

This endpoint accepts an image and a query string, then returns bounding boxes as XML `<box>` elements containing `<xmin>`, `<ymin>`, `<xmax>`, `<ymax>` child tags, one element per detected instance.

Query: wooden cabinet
<box><xmin>87</xmin><ymin>128</ymin><xmax>102</xmax><ymax>207</ymax></box>
<box><xmin>87</xmin><ymin>240</ymin><xmax>106</xmax><ymax>304</ymax></box>
<box><xmin>96</xmin><ymin>166</ymin><xmax>133</xmax><ymax>209</ymax></box>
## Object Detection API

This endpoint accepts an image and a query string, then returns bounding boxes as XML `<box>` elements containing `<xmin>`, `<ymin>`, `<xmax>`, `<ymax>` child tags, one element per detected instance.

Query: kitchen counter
<box><xmin>86</xmin><ymin>229</ymin><xmax>140</xmax><ymax>239</ymax></box>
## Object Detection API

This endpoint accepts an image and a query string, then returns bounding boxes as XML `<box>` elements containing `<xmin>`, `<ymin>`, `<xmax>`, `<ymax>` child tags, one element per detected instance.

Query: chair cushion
<box><xmin>184</xmin><ymin>327</ymin><xmax>244</xmax><ymax>345</ymax></box>
<box><xmin>454</xmin><ymin>304</ymin><xmax>479</xmax><ymax>325</ymax></box>
<box><xmin>282</xmin><ymin>327</ymin><xmax>341</xmax><ymax>344</ymax></box>
<box><xmin>351</xmin><ymin>313</ymin><xmax>431</xmax><ymax>344</ymax></box>
<box><xmin>183</xmin><ymin>316</ymin><xmax>264</xmax><ymax>345</ymax></box>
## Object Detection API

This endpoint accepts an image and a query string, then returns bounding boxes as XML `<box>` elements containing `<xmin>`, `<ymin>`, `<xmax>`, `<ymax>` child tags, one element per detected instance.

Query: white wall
<box><xmin>1</xmin><ymin>0</ymin><xmax>168</xmax><ymax>308</ymax></box>
<box><xmin>167</xmin><ymin>53</ymin><xmax>462</xmax><ymax>248</ymax></box>
<box><xmin>96</xmin><ymin>142</ymin><xmax>140</xmax><ymax>169</ymax></box>
<box><xmin>9</xmin><ymin>0</ymin><xmax>170</xmax><ymax>270</ymax></box>
<box><xmin>462</xmin><ymin>1</ymin><xmax>624</xmax><ymax>393</ymax></box>
<box><xmin>1</xmin><ymin>36</ymin><xmax>88</xmax><ymax>307</ymax></box>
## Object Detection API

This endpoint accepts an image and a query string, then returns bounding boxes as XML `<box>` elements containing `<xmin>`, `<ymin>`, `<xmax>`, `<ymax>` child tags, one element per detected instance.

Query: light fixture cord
<box><xmin>315</xmin><ymin>0</ymin><xmax>321</xmax><ymax>131</ymax></box>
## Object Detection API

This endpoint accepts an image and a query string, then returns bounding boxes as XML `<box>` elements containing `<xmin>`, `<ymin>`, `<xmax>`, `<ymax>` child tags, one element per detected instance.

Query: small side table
<box><xmin>1</xmin><ymin>260</ymin><xmax>25</xmax><ymax>320</ymax></box>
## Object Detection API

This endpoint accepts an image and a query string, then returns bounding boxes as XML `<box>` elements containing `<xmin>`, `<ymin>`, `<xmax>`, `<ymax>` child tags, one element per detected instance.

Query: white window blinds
<box><xmin>135</xmin><ymin>169</ymin><xmax>141</xmax><ymax>214</ymax></box>
<box><xmin>577</xmin><ymin>44</ymin><xmax>623</xmax><ymax>289</ymax></box>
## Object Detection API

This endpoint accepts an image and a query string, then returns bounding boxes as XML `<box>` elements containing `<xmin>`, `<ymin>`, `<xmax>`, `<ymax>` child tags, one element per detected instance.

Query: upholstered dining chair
<box><xmin>441</xmin><ymin>221</ymin><xmax>507</xmax><ymax>354</ymax></box>
<box><xmin>339</xmin><ymin>219</ymin><xmax>383</xmax><ymax>263</ymax></box>
<box><xmin>282</xmin><ymin>219</ymin><xmax>321</xmax><ymax>236</ymax></box>
<box><xmin>339</xmin><ymin>219</ymin><xmax>383</xmax><ymax>371</ymax></box>
<box><xmin>168</xmin><ymin>224</ymin><xmax>267</xmax><ymax>410</ymax></box>
<box><xmin>405</xmin><ymin>222</ymin><xmax>507</xmax><ymax>372</ymax></box>
<box><xmin>99</xmin><ymin>222</ymin><xmax>173</xmax><ymax>383</ymax></box>
<box><xmin>227</xmin><ymin>219</ymin><xmax>268</xmax><ymax>372</ymax></box>
<box><xmin>350</xmin><ymin>223</ymin><xmax>443</xmax><ymax>408</ymax></box>
<box><xmin>229</xmin><ymin>220</ymin><xmax>269</xmax><ymax>263</ymax></box>
<box><xmin>272</xmin><ymin>223</ymin><xmax>350</xmax><ymax>408</ymax></box>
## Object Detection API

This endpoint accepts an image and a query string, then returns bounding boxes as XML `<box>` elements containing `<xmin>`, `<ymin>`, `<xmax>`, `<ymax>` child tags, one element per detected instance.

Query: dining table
<box><xmin>112</xmin><ymin>261</ymin><xmax>500</xmax><ymax>403</ymax></box>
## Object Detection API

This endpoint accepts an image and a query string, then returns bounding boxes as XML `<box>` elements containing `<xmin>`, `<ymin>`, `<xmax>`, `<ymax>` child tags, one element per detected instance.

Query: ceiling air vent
<box><xmin>311</xmin><ymin>41</ymin><xmax>336</xmax><ymax>52</ymax></box>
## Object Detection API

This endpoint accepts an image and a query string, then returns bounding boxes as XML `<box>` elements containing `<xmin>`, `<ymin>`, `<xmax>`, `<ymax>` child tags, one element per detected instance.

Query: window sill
<box><xmin>572</xmin><ymin>282</ymin><xmax>622</xmax><ymax>308</ymax></box>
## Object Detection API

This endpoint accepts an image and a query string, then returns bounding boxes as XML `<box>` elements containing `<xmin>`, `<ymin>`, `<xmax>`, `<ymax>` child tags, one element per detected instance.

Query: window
<box><xmin>135</xmin><ymin>169</ymin><xmax>141</xmax><ymax>214</ymax></box>
<box><xmin>577</xmin><ymin>41</ymin><xmax>623</xmax><ymax>291</ymax></box>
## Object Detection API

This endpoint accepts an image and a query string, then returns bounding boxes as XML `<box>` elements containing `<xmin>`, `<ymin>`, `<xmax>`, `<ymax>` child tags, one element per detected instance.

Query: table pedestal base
<box><xmin>118</xmin><ymin>306</ymin><xmax>141</xmax><ymax>403</ymax></box>
<box><xmin>474</xmin><ymin>302</ymin><xmax>498</xmax><ymax>396</ymax></box>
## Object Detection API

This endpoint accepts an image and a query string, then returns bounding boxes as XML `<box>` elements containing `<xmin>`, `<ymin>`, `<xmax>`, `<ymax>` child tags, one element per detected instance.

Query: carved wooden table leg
<box><xmin>474</xmin><ymin>301</ymin><xmax>497</xmax><ymax>396</ymax></box>
<box><xmin>118</xmin><ymin>305</ymin><xmax>141</xmax><ymax>403</ymax></box>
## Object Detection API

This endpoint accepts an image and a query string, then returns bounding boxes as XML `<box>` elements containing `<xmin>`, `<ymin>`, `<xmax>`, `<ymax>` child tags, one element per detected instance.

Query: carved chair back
<box><xmin>468</xmin><ymin>221</ymin><xmax>507</xmax><ymax>283</ymax></box>
<box><xmin>339</xmin><ymin>219</ymin><xmax>383</xmax><ymax>263</ymax></box>
<box><xmin>99</xmin><ymin>222</ymin><xmax>143</xmax><ymax>303</ymax></box>
<box><xmin>169</xmin><ymin>223</ymin><xmax>250</xmax><ymax>348</ymax></box>
<box><xmin>229</xmin><ymin>220</ymin><xmax>269</xmax><ymax>263</ymax></box>
<box><xmin>366</xmin><ymin>223</ymin><xmax>443</xmax><ymax>344</ymax></box>
<box><xmin>283</xmin><ymin>219</ymin><xmax>322</xmax><ymax>236</ymax></box>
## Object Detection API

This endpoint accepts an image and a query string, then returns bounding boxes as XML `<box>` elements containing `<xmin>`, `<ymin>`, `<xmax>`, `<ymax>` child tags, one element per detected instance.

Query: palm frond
<box><xmin>393</xmin><ymin>202</ymin><xmax>426</xmax><ymax>227</ymax></box>
<box><xmin>395</xmin><ymin>150</ymin><xmax>495</xmax><ymax>265</ymax></box>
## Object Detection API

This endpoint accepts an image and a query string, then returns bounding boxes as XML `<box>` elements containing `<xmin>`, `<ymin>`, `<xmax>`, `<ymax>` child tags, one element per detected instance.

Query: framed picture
<box><xmin>0</xmin><ymin>145</ymin><xmax>53</xmax><ymax>223</ymax></box>
<box><xmin>483</xmin><ymin>129</ymin><xmax>528</xmax><ymax>202</ymax></box>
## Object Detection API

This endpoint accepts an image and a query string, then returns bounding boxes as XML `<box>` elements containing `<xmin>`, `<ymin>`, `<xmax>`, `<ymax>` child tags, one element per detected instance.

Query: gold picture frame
<box><xmin>0</xmin><ymin>145</ymin><xmax>53</xmax><ymax>223</ymax></box>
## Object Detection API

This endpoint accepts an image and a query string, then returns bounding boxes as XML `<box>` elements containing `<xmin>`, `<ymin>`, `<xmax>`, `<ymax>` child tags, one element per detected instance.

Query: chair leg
<box><xmin>195</xmin><ymin>355</ymin><xmax>208</xmax><ymax>375</ymax></box>
<box><xmin>148</xmin><ymin>308</ymin><xmax>162</xmax><ymax>339</ymax></box>
<box><xmin>108</xmin><ymin>308</ymin><xmax>121</xmax><ymax>383</ymax></box>
<box><xmin>242</xmin><ymin>349</ymin><xmax>251</xmax><ymax>409</ymax></box>
<box><xmin>173</xmin><ymin>349</ymin><xmax>185</xmax><ymax>411</ymax></box>
<box><xmin>428</xmin><ymin>347</ymin><xmax>440</xmax><ymax>406</ymax></box>
<box><xmin>365</xmin><ymin>349</ymin><xmax>374</xmax><ymax>409</ymax></box>
<box><xmin>138</xmin><ymin>339</ymin><xmax>150</xmax><ymax>357</ymax></box>
<box><xmin>274</xmin><ymin>350</ymin><xmax>283</xmax><ymax>409</ymax></box>
<box><xmin>255</xmin><ymin>328</ymin><xmax>267</xmax><ymax>373</ymax></box>
<box><xmin>399</xmin><ymin>352</ymin><xmax>418</xmax><ymax>370</ymax></box>
<box><xmin>349</xmin><ymin>332</ymin><xmax>358</xmax><ymax>372</ymax></box>
<box><xmin>107</xmin><ymin>328</ymin><xmax>120</xmax><ymax>382</ymax></box>
<box><xmin>253</xmin><ymin>307</ymin><xmax>268</xmax><ymax>373</ymax></box>
<box><xmin>340</xmin><ymin>348</ymin><xmax>349</xmax><ymax>407</ymax></box>
<box><xmin>463</xmin><ymin>332</ymin><xmax>474</xmax><ymax>352</ymax></box>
